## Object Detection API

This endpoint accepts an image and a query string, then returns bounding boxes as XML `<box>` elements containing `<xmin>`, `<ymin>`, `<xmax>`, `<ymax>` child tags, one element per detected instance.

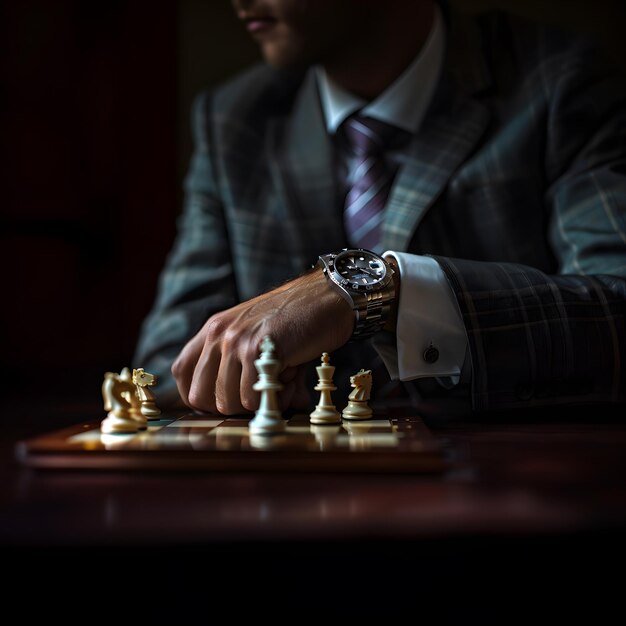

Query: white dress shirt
<box><xmin>316</xmin><ymin>4</ymin><xmax>468</xmax><ymax>385</ymax></box>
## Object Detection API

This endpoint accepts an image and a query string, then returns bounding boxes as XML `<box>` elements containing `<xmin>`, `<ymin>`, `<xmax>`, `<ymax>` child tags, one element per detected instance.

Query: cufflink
<box><xmin>423</xmin><ymin>343</ymin><xmax>439</xmax><ymax>364</ymax></box>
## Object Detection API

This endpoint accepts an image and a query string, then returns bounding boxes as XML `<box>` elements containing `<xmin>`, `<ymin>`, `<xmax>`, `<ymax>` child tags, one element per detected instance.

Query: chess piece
<box><xmin>101</xmin><ymin>370</ymin><xmax>145</xmax><ymax>434</ymax></box>
<box><xmin>341</xmin><ymin>368</ymin><xmax>374</xmax><ymax>420</ymax></box>
<box><xmin>118</xmin><ymin>367</ymin><xmax>142</xmax><ymax>420</ymax></box>
<box><xmin>309</xmin><ymin>352</ymin><xmax>341</xmax><ymax>424</ymax></box>
<box><xmin>248</xmin><ymin>336</ymin><xmax>286</xmax><ymax>435</ymax></box>
<box><xmin>132</xmin><ymin>367</ymin><xmax>162</xmax><ymax>417</ymax></box>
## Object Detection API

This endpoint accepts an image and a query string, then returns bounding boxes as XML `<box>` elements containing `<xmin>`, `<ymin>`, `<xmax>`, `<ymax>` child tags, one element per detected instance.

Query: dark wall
<box><xmin>2</xmin><ymin>0</ymin><xmax>624</xmax><ymax>405</ymax></box>
<box><xmin>1</xmin><ymin>1</ymin><xmax>180</xmax><ymax>399</ymax></box>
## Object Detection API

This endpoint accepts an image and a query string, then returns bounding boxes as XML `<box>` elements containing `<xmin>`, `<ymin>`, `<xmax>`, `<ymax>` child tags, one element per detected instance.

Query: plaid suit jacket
<box><xmin>135</xmin><ymin>10</ymin><xmax>626</xmax><ymax>414</ymax></box>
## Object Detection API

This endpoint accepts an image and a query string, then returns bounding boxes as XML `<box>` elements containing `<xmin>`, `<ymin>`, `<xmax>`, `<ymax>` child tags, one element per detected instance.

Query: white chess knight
<box><xmin>100</xmin><ymin>367</ymin><xmax>162</xmax><ymax>434</ymax></box>
<box><xmin>248</xmin><ymin>335</ymin><xmax>286</xmax><ymax>435</ymax></box>
<box><xmin>101</xmin><ymin>370</ymin><xmax>144</xmax><ymax>434</ymax></box>
<box><xmin>309</xmin><ymin>352</ymin><xmax>341</xmax><ymax>424</ymax></box>
<box><xmin>341</xmin><ymin>368</ymin><xmax>374</xmax><ymax>420</ymax></box>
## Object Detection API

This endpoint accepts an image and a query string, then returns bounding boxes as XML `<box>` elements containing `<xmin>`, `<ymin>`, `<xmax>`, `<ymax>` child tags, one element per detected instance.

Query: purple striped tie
<box><xmin>342</xmin><ymin>115</ymin><xmax>404</xmax><ymax>252</ymax></box>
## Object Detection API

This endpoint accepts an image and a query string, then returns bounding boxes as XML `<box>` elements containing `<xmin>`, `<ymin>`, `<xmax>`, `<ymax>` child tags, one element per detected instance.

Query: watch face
<box><xmin>333</xmin><ymin>250</ymin><xmax>387</xmax><ymax>290</ymax></box>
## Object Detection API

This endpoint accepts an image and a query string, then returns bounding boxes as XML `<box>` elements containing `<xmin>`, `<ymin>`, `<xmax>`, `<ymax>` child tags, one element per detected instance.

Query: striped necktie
<box><xmin>341</xmin><ymin>114</ymin><xmax>405</xmax><ymax>253</ymax></box>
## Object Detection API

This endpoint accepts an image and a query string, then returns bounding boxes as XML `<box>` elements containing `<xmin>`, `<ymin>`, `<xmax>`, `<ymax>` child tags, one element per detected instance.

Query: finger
<box><xmin>215</xmin><ymin>352</ymin><xmax>246</xmax><ymax>415</ymax></box>
<box><xmin>187</xmin><ymin>342</ymin><xmax>221</xmax><ymax>414</ymax></box>
<box><xmin>171</xmin><ymin>337</ymin><xmax>205</xmax><ymax>408</ymax></box>
<box><xmin>240</xmin><ymin>342</ymin><xmax>262</xmax><ymax>412</ymax></box>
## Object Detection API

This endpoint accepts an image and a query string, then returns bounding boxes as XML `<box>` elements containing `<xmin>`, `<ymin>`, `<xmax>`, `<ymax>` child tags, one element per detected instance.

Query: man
<box><xmin>134</xmin><ymin>0</ymin><xmax>626</xmax><ymax>417</ymax></box>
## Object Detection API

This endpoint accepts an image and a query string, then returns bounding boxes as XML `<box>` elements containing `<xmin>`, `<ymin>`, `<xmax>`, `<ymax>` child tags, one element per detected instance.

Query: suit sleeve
<box><xmin>433</xmin><ymin>45</ymin><xmax>626</xmax><ymax>412</ymax></box>
<box><xmin>133</xmin><ymin>91</ymin><xmax>238</xmax><ymax>407</ymax></box>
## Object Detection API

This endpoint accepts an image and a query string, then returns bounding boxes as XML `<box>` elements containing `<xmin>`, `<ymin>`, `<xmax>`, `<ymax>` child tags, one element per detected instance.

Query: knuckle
<box><xmin>204</xmin><ymin>315</ymin><xmax>249</xmax><ymax>357</ymax></box>
<box><xmin>204</xmin><ymin>314</ymin><xmax>226</xmax><ymax>341</ymax></box>
<box><xmin>221</xmin><ymin>326</ymin><xmax>242</xmax><ymax>352</ymax></box>
<box><xmin>171</xmin><ymin>357</ymin><xmax>183</xmax><ymax>378</ymax></box>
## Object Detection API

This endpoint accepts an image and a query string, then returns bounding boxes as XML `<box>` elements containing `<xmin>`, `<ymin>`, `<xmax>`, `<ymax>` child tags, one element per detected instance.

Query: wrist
<box><xmin>317</xmin><ymin>248</ymin><xmax>397</xmax><ymax>340</ymax></box>
<box><xmin>306</xmin><ymin>265</ymin><xmax>355</xmax><ymax>340</ymax></box>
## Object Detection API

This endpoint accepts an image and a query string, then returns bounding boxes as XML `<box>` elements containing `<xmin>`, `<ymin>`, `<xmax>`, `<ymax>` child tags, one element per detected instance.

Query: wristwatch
<box><xmin>317</xmin><ymin>248</ymin><xmax>396</xmax><ymax>340</ymax></box>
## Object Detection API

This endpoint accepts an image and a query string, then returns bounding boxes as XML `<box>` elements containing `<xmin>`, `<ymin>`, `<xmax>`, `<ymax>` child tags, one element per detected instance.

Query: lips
<box><xmin>239</xmin><ymin>13</ymin><xmax>278</xmax><ymax>34</ymax></box>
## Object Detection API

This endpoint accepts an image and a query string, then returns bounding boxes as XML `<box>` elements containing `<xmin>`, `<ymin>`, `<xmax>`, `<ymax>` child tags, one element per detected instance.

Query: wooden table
<box><xmin>2</xmin><ymin>398</ymin><xmax>625</xmax><ymax>620</ymax></box>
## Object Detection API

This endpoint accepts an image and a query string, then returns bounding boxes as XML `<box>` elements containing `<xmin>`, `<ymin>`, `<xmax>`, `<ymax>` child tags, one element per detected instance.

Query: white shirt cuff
<box><xmin>375</xmin><ymin>251</ymin><xmax>468</xmax><ymax>383</ymax></box>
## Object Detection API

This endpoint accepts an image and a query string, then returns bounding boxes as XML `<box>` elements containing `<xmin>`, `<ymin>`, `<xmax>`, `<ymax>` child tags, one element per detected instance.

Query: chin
<box><xmin>260</xmin><ymin>42</ymin><xmax>316</xmax><ymax>71</ymax></box>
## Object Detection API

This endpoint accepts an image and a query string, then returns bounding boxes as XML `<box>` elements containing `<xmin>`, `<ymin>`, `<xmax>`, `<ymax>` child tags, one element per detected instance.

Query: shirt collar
<box><xmin>316</xmin><ymin>3</ymin><xmax>445</xmax><ymax>134</ymax></box>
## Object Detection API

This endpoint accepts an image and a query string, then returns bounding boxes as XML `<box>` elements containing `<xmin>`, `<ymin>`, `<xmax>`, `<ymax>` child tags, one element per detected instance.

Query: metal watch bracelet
<box><xmin>317</xmin><ymin>250</ymin><xmax>396</xmax><ymax>340</ymax></box>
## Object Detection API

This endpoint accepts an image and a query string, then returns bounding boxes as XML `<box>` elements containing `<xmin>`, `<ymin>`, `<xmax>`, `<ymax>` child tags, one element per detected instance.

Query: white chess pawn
<box><xmin>249</xmin><ymin>335</ymin><xmax>286</xmax><ymax>435</ymax></box>
<box><xmin>309</xmin><ymin>352</ymin><xmax>342</xmax><ymax>425</ymax></box>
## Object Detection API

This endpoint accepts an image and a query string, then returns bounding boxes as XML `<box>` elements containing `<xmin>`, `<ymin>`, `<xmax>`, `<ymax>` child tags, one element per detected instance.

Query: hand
<box><xmin>171</xmin><ymin>268</ymin><xmax>354</xmax><ymax>415</ymax></box>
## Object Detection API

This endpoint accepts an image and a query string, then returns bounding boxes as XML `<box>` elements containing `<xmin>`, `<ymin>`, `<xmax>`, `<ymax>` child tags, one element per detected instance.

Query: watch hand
<box><xmin>346</xmin><ymin>264</ymin><xmax>383</xmax><ymax>279</ymax></box>
<box><xmin>359</xmin><ymin>267</ymin><xmax>377</xmax><ymax>276</ymax></box>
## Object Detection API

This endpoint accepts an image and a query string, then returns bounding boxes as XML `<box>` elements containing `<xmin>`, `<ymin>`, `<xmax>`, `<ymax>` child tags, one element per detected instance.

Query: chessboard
<box><xmin>15</xmin><ymin>410</ymin><xmax>448</xmax><ymax>473</ymax></box>
<box><xmin>16</xmin><ymin>341</ymin><xmax>449</xmax><ymax>473</ymax></box>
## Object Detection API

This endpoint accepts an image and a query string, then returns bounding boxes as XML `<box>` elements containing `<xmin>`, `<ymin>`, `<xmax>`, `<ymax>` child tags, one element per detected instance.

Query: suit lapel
<box><xmin>267</xmin><ymin>70</ymin><xmax>345</xmax><ymax>265</ymax></box>
<box><xmin>382</xmin><ymin>10</ymin><xmax>492</xmax><ymax>252</ymax></box>
<box><xmin>382</xmin><ymin>83</ymin><xmax>490</xmax><ymax>251</ymax></box>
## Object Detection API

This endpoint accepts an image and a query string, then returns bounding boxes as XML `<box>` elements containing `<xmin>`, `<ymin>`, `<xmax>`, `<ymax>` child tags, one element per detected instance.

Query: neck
<box><xmin>323</xmin><ymin>2</ymin><xmax>435</xmax><ymax>101</ymax></box>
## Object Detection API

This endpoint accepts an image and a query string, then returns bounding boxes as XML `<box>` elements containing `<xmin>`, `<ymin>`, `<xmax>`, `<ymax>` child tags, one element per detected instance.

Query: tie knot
<box><xmin>341</xmin><ymin>114</ymin><xmax>402</xmax><ymax>157</ymax></box>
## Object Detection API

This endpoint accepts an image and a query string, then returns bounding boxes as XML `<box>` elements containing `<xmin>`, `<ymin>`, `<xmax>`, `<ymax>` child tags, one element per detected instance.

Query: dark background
<box><xmin>2</xmin><ymin>0</ymin><xmax>625</xmax><ymax>413</ymax></box>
